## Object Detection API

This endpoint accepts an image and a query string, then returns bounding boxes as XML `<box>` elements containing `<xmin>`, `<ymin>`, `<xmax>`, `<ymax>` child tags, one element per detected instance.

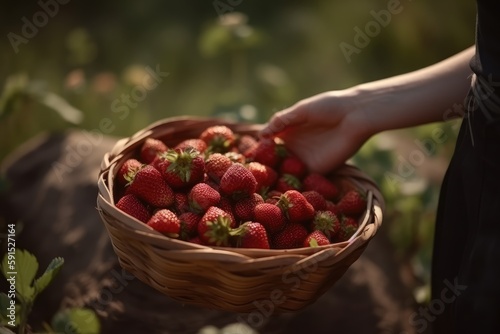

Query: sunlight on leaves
<box><xmin>34</xmin><ymin>257</ymin><xmax>64</xmax><ymax>296</ymax></box>
<box><xmin>52</xmin><ymin>308</ymin><xmax>101</xmax><ymax>334</ymax></box>
<box><xmin>1</xmin><ymin>249</ymin><xmax>38</xmax><ymax>302</ymax></box>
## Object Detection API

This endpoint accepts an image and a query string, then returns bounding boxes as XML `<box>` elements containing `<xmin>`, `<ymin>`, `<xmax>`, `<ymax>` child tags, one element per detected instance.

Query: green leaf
<box><xmin>0</xmin><ymin>74</ymin><xmax>29</xmax><ymax>122</ymax></box>
<box><xmin>2</xmin><ymin>249</ymin><xmax>38</xmax><ymax>302</ymax></box>
<box><xmin>33</xmin><ymin>257</ymin><xmax>64</xmax><ymax>296</ymax></box>
<box><xmin>37</xmin><ymin>92</ymin><xmax>83</xmax><ymax>125</ymax></box>
<box><xmin>52</xmin><ymin>308</ymin><xmax>100</xmax><ymax>334</ymax></box>
<box><xmin>0</xmin><ymin>294</ymin><xmax>21</xmax><ymax>327</ymax></box>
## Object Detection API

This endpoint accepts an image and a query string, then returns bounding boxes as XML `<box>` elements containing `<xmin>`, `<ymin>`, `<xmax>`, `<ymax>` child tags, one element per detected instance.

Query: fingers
<box><xmin>260</xmin><ymin>107</ymin><xmax>306</xmax><ymax>138</ymax></box>
<box><xmin>294</xmin><ymin>142</ymin><xmax>344</xmax><ymax>174</ymax></box>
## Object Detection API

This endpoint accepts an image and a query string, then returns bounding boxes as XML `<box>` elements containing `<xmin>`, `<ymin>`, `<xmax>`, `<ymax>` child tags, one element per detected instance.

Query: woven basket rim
<box><xmin>97</xmin><ymin>116</ymin><xmax>384</xmax><ymax>258</ymax></box>
<box><xmin>95</xmin><ymin>116</ymin><xmax>386</xmax><ymax>312</ymax></box>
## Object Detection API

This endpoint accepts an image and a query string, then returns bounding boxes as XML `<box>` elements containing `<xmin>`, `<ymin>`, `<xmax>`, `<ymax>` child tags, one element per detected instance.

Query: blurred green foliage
<box><xmin>1</xmin><ymin>0</ymin><xmax>475</xmax><ymax>305</ymax></box>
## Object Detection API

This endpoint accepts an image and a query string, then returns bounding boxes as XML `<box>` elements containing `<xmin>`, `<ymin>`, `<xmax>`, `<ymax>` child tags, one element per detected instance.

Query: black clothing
<box><xmin>431</xmin><ymin>1</ymin><xmax>500</xmax><ymax>332</ymax></box>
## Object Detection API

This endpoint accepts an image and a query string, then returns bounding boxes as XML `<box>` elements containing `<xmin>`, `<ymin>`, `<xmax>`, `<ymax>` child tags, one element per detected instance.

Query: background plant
<box><xmin>0</xmin><ymin>249</ymin><xmax>100</xmax><ymax>334</ymax></box>
<box><xmin>1</xmin><ymin>0</ymin><xmax>475</xmax><ymax>311</ymax></box>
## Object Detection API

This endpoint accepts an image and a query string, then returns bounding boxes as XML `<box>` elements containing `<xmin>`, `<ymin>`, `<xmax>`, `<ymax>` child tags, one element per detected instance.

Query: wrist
<box><xmin>344</xmin><ymin>84</ymin><xmax>391</xmax><ymax>139</ymax></box>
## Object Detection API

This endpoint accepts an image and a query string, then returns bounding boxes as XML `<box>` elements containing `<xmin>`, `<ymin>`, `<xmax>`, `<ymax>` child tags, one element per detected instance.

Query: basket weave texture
<box><xmin>96</xmin><ymin>117</ymin><xmax>384</xmax><ymax>313</ymax></box>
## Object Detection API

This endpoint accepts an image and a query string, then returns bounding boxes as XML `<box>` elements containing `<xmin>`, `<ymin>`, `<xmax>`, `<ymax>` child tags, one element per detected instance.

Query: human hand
<box><xmin>260</xmin><ymin>89</ymin><xmax>372</xmax><ymax>174</ymax></box>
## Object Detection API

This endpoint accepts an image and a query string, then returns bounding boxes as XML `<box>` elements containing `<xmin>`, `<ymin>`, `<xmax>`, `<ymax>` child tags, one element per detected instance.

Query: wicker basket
<box><xmin>96</xmin><ymin>116</ymin><xmax>384</xmax><ymax>313</ymax></box>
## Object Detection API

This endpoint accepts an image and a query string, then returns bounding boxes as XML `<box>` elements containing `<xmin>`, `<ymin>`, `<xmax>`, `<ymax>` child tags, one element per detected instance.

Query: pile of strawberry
<box><xmin>114</xmin><ymin>125</ymin><xmax>367</xmax><ymax>249</ymax></box>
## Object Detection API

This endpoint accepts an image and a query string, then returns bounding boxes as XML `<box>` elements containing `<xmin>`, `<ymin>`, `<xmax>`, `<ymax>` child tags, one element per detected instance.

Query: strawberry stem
<box><xmin>205</xmin><ymin>216</ymin><xmax>232</xmax><ymax>246</ymax></box>
<box><xmin>165</xmin><ymin>148</ymin><xmax>198</xmax><ymax>182</ymax></box>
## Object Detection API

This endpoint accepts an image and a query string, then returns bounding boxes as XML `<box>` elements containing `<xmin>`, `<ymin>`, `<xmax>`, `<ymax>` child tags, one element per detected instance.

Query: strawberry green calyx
<box><xmin>313</xmin><ymin>211</ymin><xmax>339</xmax><ymax>239</ymax></box>
<box><xmin>343</xmin><ymin>223</ymin><xmax>358</xmax><ymax>236</ymax></box>
<box><xmin>200</xmin><ymin>125</ymin><xmax>235</xmax><ymax>154</ymax></box>
<box><xmin>276</xmin><ymin>195</ymin><xmax>292</xmax><ymax>219</ymax></box>
<box><xmin>118</xmin><ymin>159</ymin><xmax>143</xmax><ymax>186</ymax></box>
<box><xmin>189</xmin><ymin>200</ymin><xmax>203</xmax><ymax>215</ymax></box>
<box><xmin>273</xmin><ymin>137</ymin><xmax>288</xmax><ymax>159</ymax></box>
<box><xmin>203</xmin><ymin>216</ymin><xmax>233</xmax><ymax>246</ymax></box>
<box><xmin>165</xmin><ymin>148</ymin><xmax>199</xmax><ymax>182</ymax></box>
<box><xmin>281</xmin><ymin>174</ymin><xmax>301</xmax><ymax>189</ymax></box>
<box><xmin>229</xmin><ymin>223</ymin><xmax>247</xmax><ymax>240</ymax></box>
<box><xmin>276</xmin><ymin>190</ymin><xmax>315</xmax><ymax>224</ymax></box>
<box><xmin>208</xmin><ymin>136</ymin><xmax>233</xmax><ymax>153</ymax></box>
<box><xmin>124</xmin><ymin>172</ymin><xmax>134</xmax><ymax>185</ymax></box>
<box><xmin>230</xmin><ymin>221</ymin><xmax>270</xmax><ymax>249</ymax></box>
<box><xmin>229</xmin><ymin>221</ymin><xmax>258</xmax><ymax>238</ymax></box>
<box><xmin>224</xmin><ymin>152</ymin><xmax>245</xmax><ymax>164</ymax></box>
<box><xmin>309</xmin><ymin>238</ymin><xmax>319</xmax><ymax>248</ymax></box>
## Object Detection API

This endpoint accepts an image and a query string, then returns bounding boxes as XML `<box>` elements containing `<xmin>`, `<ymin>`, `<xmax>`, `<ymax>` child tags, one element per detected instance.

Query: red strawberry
<box><xmin>174</xmin><ymin>192</ymin><xmax>189</xmax><ymax>214</ymax></box>
<box><xmin>127</xmin><ymin>165</ymin><xmax>174</xmax><ymax>208</ymax></box>
<box><xmin>140</xmin><ymin>138</ymin><xmax>168</xmax><ymax>164</ymax></box>
<box><xmin>231</xmin><ymin>222</ymin><xmax>270</xmax><ymax>249</ymax></box>
<box><xmin>247</xmin><ymin>162</ymin><xmax>278</xmax><ymax>193</ymax></box>
<box><xmin>245</xmin><ymin>137</ymin><xmax>287</xmax><ymax>168</ymax></box>
<box><xmin>325</xmin><ymin>200</ymin><xmax>339</xmax><ymax>216</ymax></box>
<box><xmin>117</xmin><ymin>159</ymin><xmax>142</xmax><ymax>186</ymax></box>
<box><xmin>280</xmin><ymin>156</ymin><xmax>307</xmax><ymax>179</ymax></box>
<box><xmin>205</xmin><ymin>153</ymin><xmax>232</xmax><ymax>183</ymax></box>
<box><xmin>198</xmin><ymin>206</ymin><xmax>235</xmax><ymax>246</ymax></box>
<box><xmin>233</xmin><ymin>193</ymin><xmax>264</xmax><ymax>222</ymax></box>
<box><xmin>277</xmin><ymin>190</ymin><xmax>315</xmax><ymax>224</ymax></box>
<box><xmin>218</xmin><ymin>197</ymin><xmax>236</xmax><ymax>226</ymax></box>
<box><xmin>204</xmin><ymin>177</ymin><xmax>221</xmax><ymax>193</ymax></box>
<box><xmin>265</xmin><ymin>197</ymin><xmax>279</xmax><ymax>205</ymax></box>
<box><xmin>303</xmin><ymin>173</ymin><xmax>339</xmax><ymax>200</ymax></box>
<box><xmin>253</xmin><ymin>203</ymin><xmax>285</xmax><ymax>234</ymax></box>
<box><xmin>262</xmin><ymin>166</ymin><xmax>278</xmax><ymax>189</ymax></box>
<box><xmin>154</xmin><ymin>148</ymin><xmax>205</xmax><ymax>189</ymax></box>
<box><xmin>335</xmin><ymin>216</ymin><xmax>359</xmax><ymax>242</ymax></box>
<box><xmin>178</xmin><ymin>212</ymin><xmax>201</xmax><ymax>240</ymax></box>
<box><xmin>237</xmin><ymin>135</ymin><xmax>258</xmax><ymax>155</ymax></box>
<box><xmin>115</xmin><ymin>194</ymin><xmax>151</xmax><ymax>223</ymax></box>
<box><xmin>175</xmin><ymin>138</ymin><xmax>207</xmax><ymax>153</ymax></box>
<box><xmin>336</xmin><ymin>190</ymin><xmax>367</xmax><ymax>217</ymax></box>
<box><xmin>264</xmin><ymin>190</ymin><xmax>282</xmax><ymax>202</ymax></box>
<box><xmin>302</xmin><ymin>191</ymin><xmax>327</xmax><ymax>211</ymax></box>
<box><xmin>224</xmin><ymin>152</ymin><xmax>246</xmax><ymax>164</ymax></box>
<box><xmin>312</xmin><ymin>211</ymin><xmax>340</xmax><ymax>240</ymax></box>
<box><xmin>303</xmin><ymin>230</ymin><xmax>330</xmax><ymax>247</ymax></box>
<box><xmin>200</xmin><ymin>125</ymin><xmax>235</xmax><ymax>153</ymax></box>
<box><xmin>147</xmin><ymin>209</ymin><xmax>180</xmax><ymax>237</ymax></box>
<box><xmin>276</xmin><ymin>174</ymin><xmax>302</xmax><ymax>193</ymax></box>
<box><xmin>220</xmin><ymin>163</ymin><xmax>257</xmax><ymax>199</ymax></box>
<box><xmin>188</xmin><ymin>183</ymin><xmax>221</xmax><ymax>214</ymax></box>
<box><xmin>272</xmin><ymin>223</ymin><xmax>308</xmax><ymax>249</ymax></box>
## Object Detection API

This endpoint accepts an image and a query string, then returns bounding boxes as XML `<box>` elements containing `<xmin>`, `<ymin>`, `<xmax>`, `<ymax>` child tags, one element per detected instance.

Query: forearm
<box><xmin>352</xmin><ymin>46</ymin><xmax>474</xmax><ymax>135</ymax></box>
